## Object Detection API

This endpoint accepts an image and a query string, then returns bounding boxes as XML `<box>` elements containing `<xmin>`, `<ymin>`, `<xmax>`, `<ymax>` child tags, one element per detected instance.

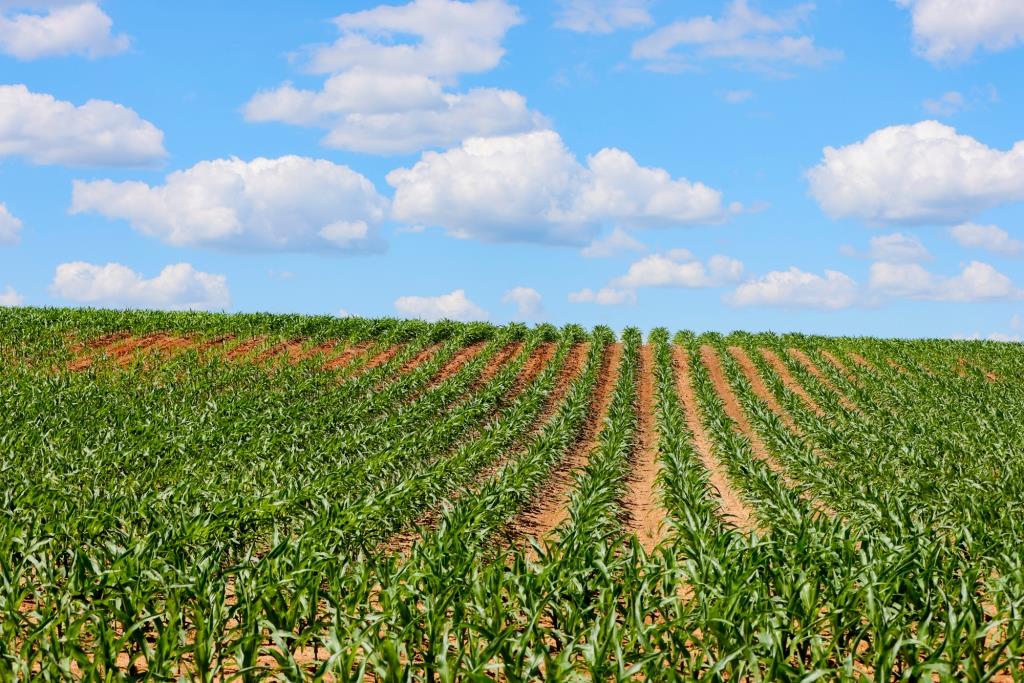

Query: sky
<box><xmin>1</xmin><ymin>0</ymin><xmax>1024</xmax><ymax>339</ymax></box>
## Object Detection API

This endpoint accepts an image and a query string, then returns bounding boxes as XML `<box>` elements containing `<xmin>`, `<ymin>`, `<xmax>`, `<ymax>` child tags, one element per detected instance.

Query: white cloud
<box><xmin>0</xmin><ymin>202</ymin><xmax>22</xmax><ymax>244</ymax></box>
<box><xmin>612</xmin><ymin>251</ymin><xmax>744</xmax><ymax>288</ymax></box>
<box><xmin>949</xmin><ymin>222</ymin><xmax>1022</xmax><ymax>255</ymax></box>
<box><xmin>841</xmin><ymin>232</ymin><xmax>931</xmax><ymax>263</ymax></box>
<box><xmin>71</xmin><ymin>156</ymin><xmax>389</xmax><ymax>253</ymax></box>
<box><xmin>502</xmin><ymin>286</ymin><xmax>543</xmax><ymax>319</ymax></box>
<box><xmin>0</xmin><ymin>284</ymin><xmax>23</xmax><ymax>306</ymax></box>
<box><xmin>729</xmin><ymin>267</ymin><xmax>859</xmax><ymax>309</ymax></box>
<box><xmin>722</xmin><ymin>89</ymin><xmax>754</xmax><ymax>104</ymax></box>
<box><xmin>555</xmin><ymin>0</ymin><xmax>652</xmax><ymax>34</ymax></box>
<box><xmin>869</xmin><ymin>260</ymin><xmax>1018</xmax><ymax>301</ymax></box>
<box><xmin>567</xmin><ymin>287</ymin><xmax>636</xmax><ymax>305</ymax></box>
<box><xmin>807</xmin><ymin>121</ymin><xmax>1024</xmax><ymax>225</ymax></box>
<box><xmin>896</xmin><ymin>0</ymin><xmax>1024</xmax><ymax>63</ymax></box>
<box><xmin>49</xmin><ymin>262</ymin><xmax>229</xmax><ymax>311</ymax></box>
<box><xmin>0</xmin><ymin>84</ymin><xmax>165</xmax><ymax>166</ymax></box>
<box><xmin>922</xmin><ymin>90</ymin><xmax>965</xmax><ymax>116</ymax></box>
<box><xmin>388</xmin><ymin>130</ymin><xmax>730</xmax><ymax>245</ymax></box>
<box><xmin>244</xmin><ymin>0</ymin><xmax>542</xmax><ymax>154</ymax></box>
<box><xmin>394</xmin><ymin>288</ymin><xmax>488</xmax><ymax>322</ymax></box>
<box><xmin>631</xmin><ymin>0</ymin><xmax>840</xmax><ymax>72</ymax></box>
<box><xmin>0</xmin><ymin>1</ymin><xmax>128</xmax><ymax>60</ymax></box>
<box><xmin>580</xmin><ymin>227</ymin><xmax>646</xmax><ymax>258</ymax></box>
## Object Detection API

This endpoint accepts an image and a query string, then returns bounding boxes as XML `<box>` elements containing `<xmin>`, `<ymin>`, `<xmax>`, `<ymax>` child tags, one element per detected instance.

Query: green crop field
<box><xmin>1</xmin><ymin>306</ymin><xmax>1023</xmax><ymax>681</ymax></box>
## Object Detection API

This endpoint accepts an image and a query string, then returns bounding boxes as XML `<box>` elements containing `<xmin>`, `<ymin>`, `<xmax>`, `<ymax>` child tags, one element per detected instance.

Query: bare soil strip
<box><xmin>677</xmin><ymin>347</ymin><xmax>757</xmax><ymax>532</ymax></box>
<box><xmin>700</xmin><ymin>346</ymin><xmax>784</xmax><ymax>476</ymax></box>
<box><xmin>728</xmin><ymin>346</ymin><xmax>800</xmax><ymax>433</ymax></box>
<box><xmin>625</xmin><ymin>345</ymin><xmax>669</xmax><ymax>552</ymax></box>
<box><xmin>425</xmin><ymin>341</ymin><xmax>487</xmax><ymax>389</ymax></box>
<box><xmin>223</xmin><ymin>336</ymin><xmax>269</xmax><ymax>362</ymax></box>
<box><xmin>847</xmin><ymin>351</ymin><xmax>878</xmax><ymax>373</ymax></box>
<box><xmin>513</xmin><ymin>343</ymin><xmax>621</xmax><ymax>541</ymax></box>
<box><xmin>758</xmin><ymin>348</ymin><xmax>825</xmax><ymax>416</ymax></box>
<box><xmin>363</xmin><ymin>344</ymin><xmax>404</xmax><ymax>373</ymax></box>
<box><xmin>819</xmin><ymin>350</ymin><xmax>857</xmax><ymax>383</ymax></box>
<box><xmin>885</xmin><ymin>358</ymin><xmax>909</xmax><ymax>375</ymax></box>
<box><xmin>474</xmin><ymin>342</ymin><xmax>524</xmax><ymax>388</ymax></box>
<box><xmin>322</xmin><ymin>341</ymin><xmax>372</xmax><ymax>371</ymax></box>
<box><xmin>290</xmin><ymin>340</ymin><xmax>337</xmax><ymax>364</ymax></box>
<box><xmin>788</xmin><ymin>348</ymin><xmax>860</xmax><ymax>413</ymax></box>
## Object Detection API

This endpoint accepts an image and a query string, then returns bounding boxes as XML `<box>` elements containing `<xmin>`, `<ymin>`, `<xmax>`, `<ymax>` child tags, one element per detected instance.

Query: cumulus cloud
<box><xmin>807</xmin><ymin>121</ymin><xmax>1024</xmax><ymax>225</ymax></box>
<box><xmin>580</xmin><ymin>227</ymin><xmax>646</xmax><ymax>258</ymax></box>
<box><xmin>729</xmin><ymin>267</ymin><xmax>859</xmax><ymax>309</ymax></box>
<box><xmin>869</xmin><ymin>260</ymin><xmax>1018</xmax><ymax>301</ymax></box>
<box><xmin>841</xmin><ymin>232</ymin><xmax>931</xmax><ymax>263</ymax></box>
<box><xmin>0</xmin><ymin>202</ymin><xmax>22</xmax><ymax>244</ymax></box>
<box><xmin>394</xmin><ymin>288</ymin><xmax>488</xmax><ymax>322</ymax></box>
<box><xmin>71</xmin><ymin>156</ymin><xmax>388</xmax><ymax>253</ymax></box>
<box><xmin>567</xmin><ymin>287</ymin><xmax>636</xmax><ymax>305</ymax></box>
<box><xmin>49</xmin><ymin>261</ymin><xmax>230</xmax><ymax>310</ymax></box>
<box><xmin>502</xmin><ymin>286</ymin><xmax>543</xmax><ymax>319</ymax></box>
<box><xmin>0</xmin><ymin>84</ymin><xmax>165</xmax><ymax>166</ymax></box>
<box><xmin>555</xmin><ymin>0</ymin><xmax>652</xmax><ymax>33</ymax></box>
<box><xmin>244</xmin><ymin>0</ymin><xmax>543</xmax><ymax>154</ymax></box>
<box><xmin>612</xmin><ymin>250</ymin><xmax>744</xmax><ymax>288</ymax></box>
<box><xmin>896</xmin><ymin>0</ymin><xmax>1024</xmax><ymax>63</ymax></box>
<box><xmin>631</xmin><ymin>0</ymin><xmax>840</xmax><ymax>72</ymax></box>
<box><xmin>0</xmin><ymin>1</ymin><xmax>129</xmax><ymax>60</ymax></box>
<box><xmin>0</xmin><ymin>284</ymin><xmax>23</xmax><ymax>306</ymax></box>
<box><xmin>388</xmin><ymin>130</ymin><xmax>730</xmax><ymax>245</ymax></box>
<box><xmin>949</xmin><ymin>222</ymin><xmax>1022</xmax><ymax>255</ymax></box>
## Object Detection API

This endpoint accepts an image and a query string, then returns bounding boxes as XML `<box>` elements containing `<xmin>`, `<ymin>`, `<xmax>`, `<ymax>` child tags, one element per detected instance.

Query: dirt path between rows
<box><xmin>425</xmin><ymin>341</ymin><xmax>487</xmax><ymax>389</ymax></box>
<box><xmin>758</xmin><ymin>348</ymin><xmax>825</xmax><ymax>416</ymax></box>
<box><xmin>728</xmin><ymin>347</ymin><xmax>799</xmax><ymax>433</ymax></box>
<box><xmin>512</xmin><ymin>343</ymin><xmax>620</xmax><ymax>543</ymax></box>
<box><xmin>700</xmin><ymin>346</ymin><xmax>784</xmax><ymax>477</ymax></box>
<box><xmin>322</xmin><ymin>342</ymin><xmax>371</xmax><ymax>371</ymax></box>
<box><xmin>788</xmin><ymin>348</ymin><xmax>860</xmax><ymax>414</ymax></box>
<box><xmin>819</xmin><ymin>350</ymin><xmax>857</xmax><ymax>383</ymax></box>
<box><xmin>678</xmin><ymin>347</ymin><xmax>757</xmax><ymax>532</ymax></box>
<box><xmin>847</xmin><ymin>351</ymin><xmax>877</xmax><ymax>373</ymax></box>
<box><xmin>624</xmin><ymin>345</ymin><xmax>667</xmax><ymax>553</ymax></box>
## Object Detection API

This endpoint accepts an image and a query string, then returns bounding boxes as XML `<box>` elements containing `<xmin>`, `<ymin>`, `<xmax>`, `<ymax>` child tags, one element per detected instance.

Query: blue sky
<box><xmin>2</xmin><ymin>0</ymin><xmax>1024</xmax><ymax>339</ymax></box>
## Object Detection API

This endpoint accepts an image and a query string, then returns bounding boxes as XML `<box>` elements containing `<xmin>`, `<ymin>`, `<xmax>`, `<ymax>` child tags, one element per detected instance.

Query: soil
<box><xmin>425</xmin><ymin>341</ymin><xmax>487</xmax><ymax>388</ymax></box>
<box><xmin>322</xmin><ymin>342</ymin><xmax>372</xmax><ymax>371</ymax></box>
<box><xmin>819</xmin><ymin>350</ymin><xmax>856</xmax><ymax>382</ymax></box>
<box><xmin>728</xmin><ymin>346</ymin><xmax>799</xmax><ymax>432</ymax></box>
<box><xmin>676</xmin><ymin>347</ymin><xmax>757</xmax><ymax>532</ymax></box>
<box><xmin>788</xmin><ymin>348</ymin><xmax>860</xmax><ymax>413</ymax></box>
<box><xmin>758</xmin><ymin>348</ymin><xmax>825</xmax><ymax>416</ymax></box>
<box><xmin>511</xmin><ymin>343</ymin><xmax>621</xmax><ymax>542</ymax></box>
<box><xmin>847</xmin><ymin>351</ymin><xmax>877</xmax><ymax>372</ymax></box>
<box><xmin>624</xmin><ymin>344</ymin><xmax>668</xmax><ymax>553</ymax></box>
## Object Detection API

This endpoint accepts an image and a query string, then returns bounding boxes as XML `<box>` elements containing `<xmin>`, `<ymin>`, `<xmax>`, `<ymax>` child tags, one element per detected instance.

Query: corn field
<box><xmin>1</xmin><ymin>306</ymin><xmax>1023</xmax><ymax>681</ymax></box>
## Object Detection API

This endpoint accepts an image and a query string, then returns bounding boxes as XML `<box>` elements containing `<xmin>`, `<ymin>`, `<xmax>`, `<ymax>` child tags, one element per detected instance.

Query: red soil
<box><xmin>758</xmin><ymin>348</ymin><xmax>825</xmax><ymax>416</ymax></box>
<box><xmin>728</xmin><ymin>347</ymin><xmax>799</xmax><ymax>432</ymax></box>
<box><xmin>788</xmin><ymin>348</ymin><xmax>860</xmax><ymax>413</ymax></box>
<box><xmin>625</xmin><ymin>345</ymin><xmax>668</xmax><ymax>553</ymax></box>
<box><xmin>322</xmin><ymin>342</ymin><xmax>372</xmax><ymax>371</ymax></box>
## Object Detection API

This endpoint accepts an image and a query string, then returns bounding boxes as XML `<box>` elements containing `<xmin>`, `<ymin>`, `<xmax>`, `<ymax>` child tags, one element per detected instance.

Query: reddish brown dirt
<box><xmin>512</xmin><ymin>343</ymin><xmax>621</xmax><ymax>542</ymax></box>
<box><xmin>397</xmin><ymin>342</ymin><xmax>443</xmax><ymax>375</ymax></box>
<box><xmin>819</xmin><ymin>349</ymin><xmax>857</xmax><ymax>383</ymax></box>
<box><xmin>728</xmin><ymin>347</ymin><xmax>799</xmax><ymax>432</ymax></box>
<box><xmin>223</xmin><ymin>336</ymin><xmax>269</xmax><ymax>362</ymax></box>
<box><xmin>886</xmin><ymin>358</ymin><xmax>909</xmax><ymax>375</ymax></box>
<box><xmin>758</xmin><ymin>348</ymin><xmax>825</xmax><ymax>416</ymax></box>
<box><xmin>847</xmin><ymin>351</ymin><xmax>877</xmax><ymax>372</ymax></box>
<box><xmin>69</xmin><ymin>333</ymin><xmax>170</xmax><ymax>371</ymax></box>
<box><xmin>363</xmin><ymin>344</ymin><xmax>404</xmax><ymax>372</ymax></box>
<box><xmin>474</xmin><ymin>342</ymin><xmax>524</xmax><ymax>388</ymax></box>
<box><xmin>700</xmin><ymin>346</ymin><xmax>783</xmax><ymax>476</ymax></box>
<box><xmin>788</xmin><ymin>348</ymin><xmax>860</xmax><ymax>413</ymax></box>
<box><xmin>677</xmin><ymin>347</ymin><xmax>757</xmax><ymax>532</ymax></box>
<box><xmin>194</xmin><ymin>334</ymin><xmax>235</xmax><ymax>354</ymax></box>
<box><xmin>255</xmin><ymin>338</ymin><xmax>305</xmax><ymax>364</ymax></box>
<box><xmin>625</xmin><ymin>345</ymin><xmax>668</xmax><ymax>553</ymax></box>
<box><xmin>290</xmin><ymin>340</ymin><xmax>337</xmax><ymax>364</ymax></box>
<box><xmin>425</xmin><ymin>341</ymin><xmax>486</xmax><ymax>389</ymax></box>
<box><xmin>322</xmin><ymin>341</ymin><xmax>372</xmax><ymax>371</ymax></box>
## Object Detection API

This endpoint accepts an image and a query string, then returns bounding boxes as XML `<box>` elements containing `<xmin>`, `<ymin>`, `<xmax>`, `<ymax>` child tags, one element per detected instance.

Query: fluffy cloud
<box><xmin>0</xmin><ymin>1</ymin><xmax>128</xmax><ymax>60</ymax></box>
<box><xmin>896</xmin><ymin>0</ymin><xmax>1024</xmax><ymax>63</ymax></box>
<box><xmin>555</xmin><ymin>0</ymin><xmax>652</xmax><ymax>33</ymax></box>
<box><xmin>501</xmin><ymin>286</ymin><xmax>543</xmax><ymax>319</ymax></box>
<box><xmin>869</xmin><ymin>260</ymin><xmax>1018</xmax><ymax>301</ymax></box>
<box><xmin>949</xmin><ymin>222</ymin><xmax>1022</xmax><ymax>255</ymax></box>
<box><xmin>394</xmin><ymin>288</ymin><xmax>488</xmax><ymax>321</ymax></box>
<box><xmin>567</xmin><ymin>287</ymin><xmax>636</xmax><ymax>305</ymax></box>
<box><xmin>0</xmin><ymin>202</ymin><xmax>22</xmax><ymax>244</ymax></box>
<box><xmin>0</xmin><ymin>84</ymin><xmax>165</xmax><ymax>166</ymax></box>
<box><xmin>612</xmin><ymin>250</ymin><xmax>744</xmax><ymax>288</ymax></box>
<box><xmin>50</xmin><ymin>262</ymin><xmax>230</xmax><ymax>310</ymax></box>
<box><xmin>71</xmin><ymin>156</ymin><xmax>388</xmax><ymax>253</ymax></box>
<box><xmin>807</xmin><ymin>121</ymin><xmax>1024</xmax><ymax>225</ymax></box>
<box><xmin>580</xmin><ymin>227</ymin><xmax>646</xmax><ymax>258</ymax></box>
<box><xmin>631</xmin><ymin>0</ymin><xmax>839</xmax><ymax>72</ymax></box>
<box><xmin>388</xmin><ymin>130</ymin><xmax>730</xmax><ymax>245</ymax></box>
<box><xmin>841</xmin><ymin>232</ymin><xmax>931</xmax><ymax>263</ymax></box>
<box><xmin>244</xmin><ymin>0</ymin><xmax>543</xmax><ymax>154</ymax></box>
<box><xmin>0</xmin><ymin>284</ymin><xmax>23</xmax><ymax>306</ymax></box>
<box><xmin>729</xmin><ymin>267</ymin><xmax>859</xmax><ymax>310</ymax></box>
